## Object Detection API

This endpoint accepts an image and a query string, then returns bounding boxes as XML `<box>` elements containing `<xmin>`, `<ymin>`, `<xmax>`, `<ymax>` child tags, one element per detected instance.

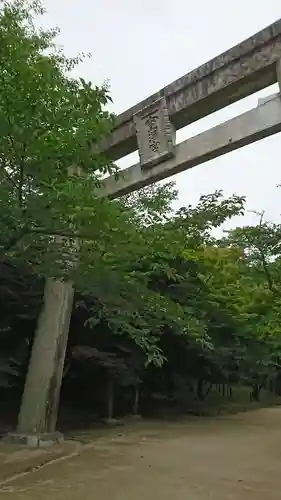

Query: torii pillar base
<box><xmin>3</xmin><ymin>431</ymin><xmax>63</xmax><ymax>448</ymax></box>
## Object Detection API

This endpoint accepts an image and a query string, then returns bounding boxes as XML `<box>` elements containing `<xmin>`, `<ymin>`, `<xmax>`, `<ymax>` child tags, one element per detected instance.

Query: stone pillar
<box><xmin>6</xmin><ymin>279</ymin><xmax>74</xmax><ymax>447</ymax></box>
<box><xmin>277</xmin><ymin>59</ymin><xmax>281</xmax><ymax>94</ymax></box>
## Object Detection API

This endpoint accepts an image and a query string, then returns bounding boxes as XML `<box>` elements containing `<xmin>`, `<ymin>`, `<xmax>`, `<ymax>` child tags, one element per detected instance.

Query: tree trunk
<box><xmin>107</xmin><ymin>373</ymin><xmax>114</xmax><ymax>420</ymax></box>
<box><xmin>132</xmin><ymin>385</ymin><xmax>140</xmax><ymax>415</ymax></box>
<box><xmin>17</xmin><ymin>279</ymin><xmax>74</xmax><ymax>435</ymax></box>
<box><xmin>197</xmin><ymin>379</ymin><xmax>204</xmax><ymax>400</ymax></box>
<box><xmin>228</xmin><ymin>385</ymin><xmax>233</xmax><ymax>400</ymax></box>
<box><xmin>251</xmin><ymin>384</ymin><xmax>261</xmax><ymax>402</ymax></box>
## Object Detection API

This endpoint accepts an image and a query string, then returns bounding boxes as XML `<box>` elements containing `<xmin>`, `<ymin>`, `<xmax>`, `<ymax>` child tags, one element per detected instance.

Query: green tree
<box><xmin>0</xmin><ymin>0</ymin><xmax>119</xmax><ymax>276</ymax></box>
<box><xmin>220</xmin><ymin>212</ymin><xmax>281</xmax><ymax>398</ymax></box>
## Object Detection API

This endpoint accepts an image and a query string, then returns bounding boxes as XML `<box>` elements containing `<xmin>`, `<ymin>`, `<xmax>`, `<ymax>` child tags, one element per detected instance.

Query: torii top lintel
<box><xmin>100</xmin><ymin>19</ymin><xmax>281</xmax><ymax>161</ymax></box>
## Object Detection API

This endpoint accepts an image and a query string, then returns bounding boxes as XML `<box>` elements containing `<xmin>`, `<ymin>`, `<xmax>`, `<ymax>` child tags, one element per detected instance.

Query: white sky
<box><xmin>43</xmin><ymin>0</ymin><xmax>281</xmax><ymax>228</ymax></box>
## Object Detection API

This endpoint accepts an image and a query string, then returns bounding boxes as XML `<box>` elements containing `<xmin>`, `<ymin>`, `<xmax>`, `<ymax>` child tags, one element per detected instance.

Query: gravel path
<box><xmin>1</xmin><ymin>407</ymin><xmax>281</xmax><ymax>499</ymax></box>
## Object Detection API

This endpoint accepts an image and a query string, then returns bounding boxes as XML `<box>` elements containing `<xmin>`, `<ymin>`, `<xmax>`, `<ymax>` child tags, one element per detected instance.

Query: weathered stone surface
<box><xmin>100</xmin><ymin>19</ymin><xmax>281</xmax><ymax>161</ymax></box>
<box><xmin>277</xmin><ymin>59</ymin><xmax>281</xmax><ymax>93</ymax></box>
<box><xmin>16</xmin><ymin>280</ymin><xmax>74</xmax><ymax>437</ymax></box>
<box><xmin>257</xmin><ymin>92</ymin><xmax>279</xmax><ymax>106</ymax></box>
<box><xmin>133</xmin><ymin>97</ymin><xmax>175</xmax><ymax>169</ymax></box>
<box><xmin>3</xmin><ymin>431</ymin><xmax>64</xmax><ymax>448</ymax></box>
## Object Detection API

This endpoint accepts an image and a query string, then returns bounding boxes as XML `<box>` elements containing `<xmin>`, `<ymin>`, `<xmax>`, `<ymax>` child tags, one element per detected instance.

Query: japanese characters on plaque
<box><xmin>133</xmin><ymin>97</ymin><xmax>176</xmax><ymax>169</ymax></box>
<box><xmin>145</xmin><ymin>114</ymin><xmax>161</xmax><ymax>153</ymax></box>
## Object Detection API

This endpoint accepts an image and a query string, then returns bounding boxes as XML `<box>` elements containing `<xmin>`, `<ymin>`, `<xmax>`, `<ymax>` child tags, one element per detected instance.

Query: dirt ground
<box><xmin>0</xmin><ymin>407</ymin><xmax>281</xmax><ymax>499</ymax></box>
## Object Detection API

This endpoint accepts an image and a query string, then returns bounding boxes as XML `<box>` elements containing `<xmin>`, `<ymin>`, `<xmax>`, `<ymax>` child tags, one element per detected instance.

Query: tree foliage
<box><xmin>0</xmin><ymin>0</ymin><xmax>118</xmax><ymax>273</ymax></box>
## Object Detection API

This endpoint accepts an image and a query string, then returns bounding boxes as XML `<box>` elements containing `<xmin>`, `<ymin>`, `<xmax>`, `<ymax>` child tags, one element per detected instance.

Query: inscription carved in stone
<box><xmin>145</xmin><ymin>114</ymin><xmax>161</xmax><ymax>153</ymax></box>
<box><xmin>133</xmin><ymin>97</ymin><xmax>175</xmax><ymax>169</ymax></box>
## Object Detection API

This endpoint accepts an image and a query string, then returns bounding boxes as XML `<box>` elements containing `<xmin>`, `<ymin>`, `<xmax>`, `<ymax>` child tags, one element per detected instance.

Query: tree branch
<box><xmin>30</xmin><ymin>226</ymin><xmax>96</xmax><ymax>241</ymax></box>
<box><xmin>0</xmin><ymin>158</ymin><xmax>18</xmax><ymax>189</ymax></box>
<box><xmin>257</xmin><ymin>211</ymin><xmax>274</xmax><ymax>292</ymax></box>
<box><xmin>0</xmin><ymin>225</ymin><xmax>30</xmax><ymax>261</ymax></box>
<box><xmin>18</xmin><ymin>147</ymin><xmax>26</xmax><ymax>206</ymax></box>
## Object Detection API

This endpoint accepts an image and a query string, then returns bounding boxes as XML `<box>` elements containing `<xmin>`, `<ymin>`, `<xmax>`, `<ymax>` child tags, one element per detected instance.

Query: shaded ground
<box><xmin>0</xmin><ymin>441</ymin><xmax>84</xmax><ymax>484</ymax></box>
<box><xmin>0</xmin><ymin>407</ymin><xmax>281</xmax><ymax>499</ymax></box>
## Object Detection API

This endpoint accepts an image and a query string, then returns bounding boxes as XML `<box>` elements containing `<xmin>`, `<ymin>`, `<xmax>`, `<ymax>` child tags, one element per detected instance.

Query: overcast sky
<box><xmin>43</xmin><ymin>0</ymin><xmax>281</xmax><ymax>228</ymax></box>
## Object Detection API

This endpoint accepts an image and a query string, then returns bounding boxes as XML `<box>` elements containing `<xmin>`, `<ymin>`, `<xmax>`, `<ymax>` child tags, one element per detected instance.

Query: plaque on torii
<box><xmin>133</xmin><ymin>97</ymin><xmax>176</xmax><ymax>169</ymax></box>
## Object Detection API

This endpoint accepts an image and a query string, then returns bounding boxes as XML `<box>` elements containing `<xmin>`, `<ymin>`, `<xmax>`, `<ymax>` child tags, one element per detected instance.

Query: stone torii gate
<box><xmin>6</xmin><ymin>19</ymin><xmax>281</xmax><ymax>446</ymax></box>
